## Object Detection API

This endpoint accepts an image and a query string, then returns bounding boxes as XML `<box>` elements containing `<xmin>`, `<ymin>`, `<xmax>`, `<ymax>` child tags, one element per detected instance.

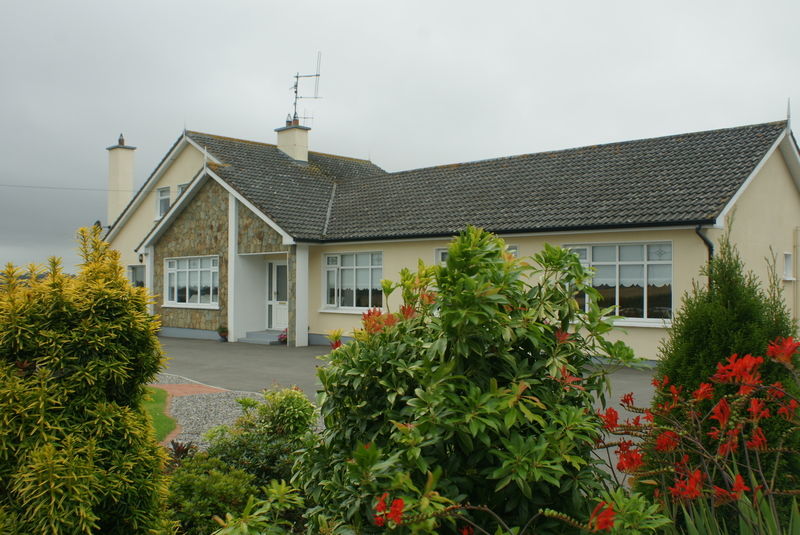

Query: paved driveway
<box><xmin>158</xmin><ymin>336</ymin><xmax>657</xmax><ymax>409</ymax></box>
<box><xmin>159</xmin><ymin>337</ymin><xmax>329</xmax><ymax>395</ymax></box>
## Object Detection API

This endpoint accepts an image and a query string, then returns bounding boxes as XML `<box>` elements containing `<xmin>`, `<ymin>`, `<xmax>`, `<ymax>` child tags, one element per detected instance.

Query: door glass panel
<box><xmin>619</xmin><ymin>265</ymin><xmax>644</xmax><ymax>317</ymax></box>
<box><xmin>276</xmin><ymin>265</ymin><xmax>287</xmax><ymax>302</ymax></box>
<box><xmin>267</xmin><ymin>263</ymin><xmax>273</xmax><ymax>299</ymax></box>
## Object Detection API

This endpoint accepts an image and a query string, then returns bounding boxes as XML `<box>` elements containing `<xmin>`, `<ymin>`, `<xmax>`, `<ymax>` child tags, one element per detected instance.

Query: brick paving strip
<box><xmin>150</xmin><ymin>382</ymin><xmax>229</xmax><ymax>446</ymax></box>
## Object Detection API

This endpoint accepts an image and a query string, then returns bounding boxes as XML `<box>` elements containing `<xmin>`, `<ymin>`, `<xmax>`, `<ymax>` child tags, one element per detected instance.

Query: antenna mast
<box><xmin>290</xmin><ymin>52</ymin><xmax>322</xmax><ymax>124</ymax></box>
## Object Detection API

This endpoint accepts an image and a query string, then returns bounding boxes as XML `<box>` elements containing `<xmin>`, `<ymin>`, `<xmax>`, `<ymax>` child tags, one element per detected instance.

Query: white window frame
<box><xmin>784</xmin><ymin>252</ymin><xmax>795</xmax><ymax>281</ymax></box>
<box><xmin>322</xmin><ymin>251</ymin><xmax>383</xmax><ymax>312</ymax></box>
<box><xmin>177</xmin><ymin>183</ymin><xmax>189</xmax><ymax>197</ymax></box>
<box><xmin>163</xmin><ymin>255</ymin><xmax>220</xmax><ymax>309</ymax></box>
<box><xmin>566</xmin><ymin>241</ymin><xmax>673</xmax><ymax>327</ymax></box>
<box><xmin>435</xmin><ymin>244</ymin><xmax>518</xmax><ymax>265</ymax></box>
<box><xmin>156</xmin><ymin>187</ymin><xmax>171</xmax><ymax>219</ymax></box>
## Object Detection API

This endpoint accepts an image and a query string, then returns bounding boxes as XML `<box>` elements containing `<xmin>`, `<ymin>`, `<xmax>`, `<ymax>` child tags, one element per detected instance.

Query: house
<box><xmin>104</xmin><ymin>117</ymin><xmax>800</xmax><ymax>359</ymax></box>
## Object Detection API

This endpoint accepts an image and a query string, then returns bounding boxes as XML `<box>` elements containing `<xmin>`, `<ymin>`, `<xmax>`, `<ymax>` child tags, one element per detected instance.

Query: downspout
<box><xmin>695</xmin><ymin>225</ymin><xmax>714</xmax><ymax>289</ymax></box>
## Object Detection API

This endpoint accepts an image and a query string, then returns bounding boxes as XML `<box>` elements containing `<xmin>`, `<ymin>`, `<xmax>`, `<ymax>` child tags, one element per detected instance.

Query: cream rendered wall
<box><xmin>307</xmin><ymin>228</ymin><xmax>710</xmax><ymax>359</ymax></box>
<box><xmin>722</xmin><ymin>149</ymin><xmax>800</xmax><ymax>322</ymax></box>
<box><xmin>108</xmin><ymin>143</ymin><xmax>205</xmax><ymax>273</ymax></box>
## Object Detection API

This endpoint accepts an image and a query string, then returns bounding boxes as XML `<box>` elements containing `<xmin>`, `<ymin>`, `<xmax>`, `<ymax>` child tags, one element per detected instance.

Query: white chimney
<box><xmin>106</xmin><ymin>133</ymin><xmax>135</xmax><ymax>225</ymax></box>
<box><xmin>275</xmin><ymin>116</ymin><xmax>310</xmax><ymax>162</ymax></box>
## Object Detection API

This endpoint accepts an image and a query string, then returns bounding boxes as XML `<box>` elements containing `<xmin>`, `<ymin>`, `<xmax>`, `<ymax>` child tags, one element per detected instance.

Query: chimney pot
<box><xmin>118</xmin><ymin>133</ymin><xmax>125</xmax><ymax>146</ymax></box>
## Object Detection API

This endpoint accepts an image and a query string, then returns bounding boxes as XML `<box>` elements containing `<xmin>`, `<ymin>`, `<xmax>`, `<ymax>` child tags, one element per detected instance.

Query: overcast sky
<box><xmin>1</xmin><ymin>1</ymin><xmax>799</xmax><ymax>270</ymax></box>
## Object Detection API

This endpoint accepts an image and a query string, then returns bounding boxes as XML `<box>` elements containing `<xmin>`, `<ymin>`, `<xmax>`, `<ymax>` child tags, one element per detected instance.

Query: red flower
<box><xmin>399</xmin><ymin>304</ymin><xmax>416</xmax><ymax>320</ymax></box>
<box><xmin>767</xmin><ymin>381</ymin><xmax>786</xmax><ymax>400</ymax></box>
<box><xmin>708</xmin><ymin>427</ymin><xmax>721</xmax><ymax>440</ymax></box>
<box><xmin>419</xmin><ymin>291</ymin><xmax>436</xmax><ymax>305</ymax></box>
<box><xmin>387</xmin><ymin>498</ymin><xmax>404</xmax><ymax>524</ymax></box>
<box><xmin>652</xmin><ymin>375</ymin><xmax>670</xmax><ymax>390</ymax></box>
<box><xmin>374</xmin><ymin>515</ymin><xmax>385</xmax><ymax>527</ymax></box>
<box><xmin>670</xmin><ymin>469</ymin><xmax>703</xmax><ymax>499</ymax></box>
<box><xmin>617</xmin><ymin>447</ymin><xmax>643</xmax><ymax>473</ymax></box>
<box><xmin>731</xmin><ymin>474</ymin><xmax>751</xmax><ymax>495</ymax></box>
<box><xmin>644</xmin><ymin>409</ymin><xmax>655</xmax><ymax>423</ymax></box>
<box><xmin>362</xmin><ymin>308</ymin><xmax>385</xmax><ymax>334</ymax></box>
<box><xmin>554</xmin><ymin>329</ymin><xmax>571</xmax><ymax>344</ymax></box>
<box><xmin>767</xmin><ymin>336</ymin><xmax>800</xmax><ymax>365</ymax></box>
<box><xmin>375</xmin><ymin>492</ymin><xmax>388</xmax><ymax>512</ymax></box>
<box><xmin>620</xmin><ymin>392</ymin><xmax>634</xmax><ymax>407</ymax></box>
<box><xmin>747</xmin><ymin>398</ymin><xmax>770</xmax><ymax>421</ymax></box>
<box><xmin>745</xmin><ymin>427</ymin><xmax>768</xmax><ymax>451</ymax></box>
<box><xmin>330</xmin><ymin>339</ymin><xmax>342</xmax><ymax>350</ymax></box>
<box><xmin>460</xmin><ymin>527</ymin><xmax>474</xmax><ymax>535</ymax></box>
<box><xmin>693</xmin><ymin>382</ymin><xmax>714</xmax><ymax>401</ymax></box>
<box><xmin>588</xmin><ymin>501</ymin><xmax>615</xmax><ymax>532</ymax></box>
<box><xmin>384</xmin><ymin>313</ymin><xmax>398</xmax><ymax>327</ymax></box>
<box><xmin>598</xmin><ymin>407</ymin><xmax>619</xmax><ymax>431</ymax></box>
<box><xmin>556</xmin><ymin>366</ymin><xmax>585</xmax><ymax>391</ymax></box>
<box><xmin>655</xmin><ymin>431</ymin><xmax>680</xmax><ymax>452</ymax></box>
<box><xmin>712</xmin><ymin>354</ymin><xmax>764</xmax><ymax>395</ymax></box>
<box><xmin>718</xmin><ymin>435</ymin><xmax>739</xmax><ymax>456</ymax></box>
<box><xmin>778</xmin><ymin>399</ymin><xmax>800</xmax><ymax>420</ymax></box>
<box><xmin>710</xmin><ymin>398</ymin><xmax>731</xmax><ymax>429</ymax></box>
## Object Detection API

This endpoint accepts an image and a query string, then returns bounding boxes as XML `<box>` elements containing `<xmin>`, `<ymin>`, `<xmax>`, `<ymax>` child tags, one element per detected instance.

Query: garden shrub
<box><xmin>206</xmin><ymin>387</ymin><xmax>316</xmax><ymax>487</ymax></box>
<box><xmin>296</xmin><ymin>227</ymin><xmax>638</xmax><ymax>533</ymax></box>
<box><xmin>168</xmin><ymin>453</ymin><xmax>261</xmax><ymax>535</ymax></box>
<box><xmin>0</xmin><ymin>227</ymin><xmax>171</xmax><ymax>534</ymax></box>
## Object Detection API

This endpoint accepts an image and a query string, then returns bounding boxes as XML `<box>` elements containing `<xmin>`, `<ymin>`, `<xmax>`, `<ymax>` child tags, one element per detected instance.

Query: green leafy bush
<box><xmin>211</xmin><ymin>480</ymin><xmax>305</xmax><ymax>535</ymax></box>
<box><xmin>168</xmin><ymin>453</ymin><xmax>261</xmax><ymax>535</ymax></box>
<box><xmin>296</xmin><ymin>227</ymin><xmax>637</xmax><ymax>533</ymax></box>
<box><xmin>0</xmin><ymin>227</ymin><xmax>170</xmax><ymax>534</ymax></box>
<box><xmin>206</xmin><ymin>387</ymin><xmax>315</xmax><ymax>487</ymax></box>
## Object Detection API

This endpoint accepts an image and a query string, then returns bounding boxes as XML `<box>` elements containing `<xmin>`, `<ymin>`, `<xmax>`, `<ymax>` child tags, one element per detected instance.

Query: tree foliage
<box><xmin>0</xmin><ymin>227</ymin><xmax>170</xmax><ymax>534</ymax></box>
<box><xmin>296</xmin><ymin>227</ymin><xmax>637</xmax><ymax>533</ymax></box>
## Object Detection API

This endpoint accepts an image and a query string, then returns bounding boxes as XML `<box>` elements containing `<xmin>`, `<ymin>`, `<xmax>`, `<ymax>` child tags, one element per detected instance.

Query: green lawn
<box><xmin>144</xmin><ymin>386</ymin><xmax>176</xmax><ymax>442</ymax></box>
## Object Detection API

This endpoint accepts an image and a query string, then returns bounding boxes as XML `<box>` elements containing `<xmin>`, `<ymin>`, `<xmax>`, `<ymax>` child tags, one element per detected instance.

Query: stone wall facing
<box><xmin>153</xmin><ymin>178</ymin><xmax>228</xmax><ymax>331</ymax></box>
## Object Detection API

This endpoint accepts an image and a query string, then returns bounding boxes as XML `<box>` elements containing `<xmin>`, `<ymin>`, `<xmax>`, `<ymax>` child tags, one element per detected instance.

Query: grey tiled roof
<box><xmin>185</xmin><ymin>132</ymin><xmax>385</xmax><ymax>240</ymax></box>
<box><xmin>324</xmin><ymin>121</ymin><xmax>787</xmax><ymax>240</ymax></box>
<box><xmin>190</xmin><ymin>121</ymin><xmax>787</xmax><ymax>242</ymax></box>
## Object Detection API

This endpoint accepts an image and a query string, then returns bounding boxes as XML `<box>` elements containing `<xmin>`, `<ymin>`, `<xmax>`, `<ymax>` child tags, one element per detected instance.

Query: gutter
<box><xmin>695</xmin><ymin>224</ymin><xmax>714</xmax><ymax>289</ymax></box>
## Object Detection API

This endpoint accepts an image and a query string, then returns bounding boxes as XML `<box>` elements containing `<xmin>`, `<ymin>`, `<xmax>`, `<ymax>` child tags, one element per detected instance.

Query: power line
<box><xmin>0</xmin><ymin>183</ymin><xmax>132</xmax><ymax>193</ymax></box>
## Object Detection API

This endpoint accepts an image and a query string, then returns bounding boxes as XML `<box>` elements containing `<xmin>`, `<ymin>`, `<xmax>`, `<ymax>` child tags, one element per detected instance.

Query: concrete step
<box><xmin>239</xmin><ymin>330</ymin><xmax>284</xmax><ymax>345</ymax></box>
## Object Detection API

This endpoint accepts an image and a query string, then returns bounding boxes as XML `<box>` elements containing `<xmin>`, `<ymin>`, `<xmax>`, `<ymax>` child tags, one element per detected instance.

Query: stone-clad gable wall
<box><xmin>237</xmin><ymin>202</ymin><xmax>297</xmax><ymax>344</ymax></box>
<box><xmin>153</xmin><ymin>179</ymin><xmax>228</xmax><ymax>331</ymax></box>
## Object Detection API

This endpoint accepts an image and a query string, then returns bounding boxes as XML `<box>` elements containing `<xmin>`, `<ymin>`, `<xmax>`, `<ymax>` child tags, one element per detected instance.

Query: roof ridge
<box><xmin>375</xmin><ymin>120</ymin><xmax>788</xmax><ymax>178</ymax></box>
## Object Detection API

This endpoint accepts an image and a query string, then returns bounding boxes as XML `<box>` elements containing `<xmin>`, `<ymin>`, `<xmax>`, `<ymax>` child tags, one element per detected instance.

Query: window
<box><xmin>156</xmin><ymin>187</ymin><xmax>170</xmax><ymax>218</ymax></box>
<box><xmin>128</xmin><ymin>265</ymin><xmax>145</xmax><ymax>288</ymax></box>
<box><xmin>177</xmin><ymin>183</ymin><xmax>189</xmax><ymax>196</ymax></box>
<box><xmin>435</xmin><ymin>244</ymin><xmax>517</xmax><ymax>265</ymax></box>
<box><xmin>324</xmin><ymin>252</ymin><xmax>382</xmax><ymax>308</ymax></box>
<box><xmin>785</xmin><ymin>252</ymin><xmax>795</xmax><ymax>281</ymax></box>
<box><xmin>569</xmin><ymin>243</ymin><xmax>672</xmax><ymax>320</ymax></box>
<box><xmin>164</xmin><ymin>256</ymin><xmax>219</xmax><ymax>307</ymax></box>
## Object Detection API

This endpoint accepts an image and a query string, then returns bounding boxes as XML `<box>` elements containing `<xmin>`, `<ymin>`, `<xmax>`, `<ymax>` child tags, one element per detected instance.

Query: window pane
<box><xmin>619</xmin><ymin>245</ymin><xmax>643</xmax><ymax>262</ymax></box>
<box><xmin>211</xmin><ymin>271</ymin><xmax>218</xmax><ymax>303</ymax></box>
<box><xmin>356</xmin><ymin>253</ymin><xmax>371</xmax><ymax>267</ymax></box>
<box><xmin>326</xmin><ymin>270</ymin><xmax>336</xmax><ymax>305</ymax></box>
<box><xmin>592</xmin><ymin>245</ymin><xmax>616</xmax><ymax>262</ymax></box>
<box><xmin>159</xmin><ymin>198</ymin><xmax>170</xmax><ymax>216</ymax></box>
<box><xmin>326</xmin><ymin>256</ymin><xmax>339</xmax><ymax>266</ymax></box>
<box><xmin>211</xmin><ymin>257</ymin><xmax>218</xmax><ymax>267</ymax></box>
<box><xmin>647</xmin><ymin>243</ymin><xmax>672</xmax><ymax>261</ymax></box>
<box><xmin>276</xmin><ymin>265</ymin><xmax>288</xmax><ymax>302</ymax></box>
<box><xmin>619</xmin><ymin>265</ymin><xmax>644</xmax><ymax>318</ymax></box>
<box><xmin>189</xmin><ymin>258</ymin><xmax>199</xmax><ymax>269</ymax></box>
<box><xmin>371</xmin><ymin>253</ymin><xmax>382</xmax><ymax>265</ymax></box>
<box><xmin>177</xmin><ymin>271</ymin><xmax>187</xmax><ymax>303</ymax></box>
<box><xmin>355</xmin><ymin>268</ymin><xmax>370</xmax><ymax>307</ymax></box>
<box><xmin>177</xmin><ymin>259</ymin><xmax>188</xmax><ymax>269</ymax></box>
<box><xmin>200</xmin><ymin>257</ymin><xmax>211</xmax><ymax>269</ymax></box>
<box><xmin>188</xmin><ymin>271</ymin><xmax>199</xmax><ymax>303</ymax></box>
<box><xmin>506</xmin><ymin>245</ymin><xmax>519</xmax><ymax>258</ymax></box>
<box><xmin>168</xmin><ymin>272</ymin><xmax>176</xmax><ymax>301</ymax></box>
<box><xmin>648</xmin><ymin>264</ymin><xmax>672</xmax><ymax>319</ymax></box>
<box><xmin>592</xmin><ymin>265</ymin><xmax>616</xmax><ymax>310</ymax></box>
<box><xmin>571</xmin><ymin>248</ymin><xmax>587</xmax><ymax>262</ymax></box>
<box><xmin>371</xmin><ymin>268</ymin><xmax>382</xmax><ymax>308</ymax></box>
<box><xmin>341</xmin><ymin>254</ymin><xmax>354</xmax><ymax>267</ymax></box>
<box><xmin>167</xmin><ymin>260</ymin><xmax>176</xmax><ymax>269</ymax></box>
<box><xmin>199</xmin><ymin>270</ymin><xmax>211</xmax><ymax>303</ymax></box>
<box><xmin>340</xmin><ymin>268</ymin><xmax>354</xmax><ymax>307</ymax></box>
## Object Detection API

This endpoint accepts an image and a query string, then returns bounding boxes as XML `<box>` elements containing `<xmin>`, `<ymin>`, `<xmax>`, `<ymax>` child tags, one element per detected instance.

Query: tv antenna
<box><xmin>290</xmin><ymin>51</ymin><xmax>322</xmax><ymax>124</ymax></box>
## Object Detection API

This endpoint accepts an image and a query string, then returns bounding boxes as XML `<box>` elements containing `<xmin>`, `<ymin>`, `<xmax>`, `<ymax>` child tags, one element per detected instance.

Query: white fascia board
<box><xmin>185</xmin><ymin>136</ymin><xmax>222</xmax><ymax>165</ymax></box>
<box><xmin>715</xmin><ymin>130</ymin><xmax>786</xmax><ymax>228</ymax></box>
<box><xmin>106</xmin><ymin>134</ymin><xmax>193</xmax><ymax>242</ymax></box>
<box><xmin>135</xmin><ymin>168</ymin><xmax>208</xmax><ymax>253</ymax></box>
<box><xmin>778</xmin><ymin>130</ymin><xmax>800</xmax><ymax>192</ymax></box>
<box><xmin>314</xmin><ymin>225</ymin><xmax>701</xmax><ymax>248</ymax></box>
<box><xmin>205</xmin><ymin>168</ymin><xmax>296</xmax><ymax>245</ymax></box>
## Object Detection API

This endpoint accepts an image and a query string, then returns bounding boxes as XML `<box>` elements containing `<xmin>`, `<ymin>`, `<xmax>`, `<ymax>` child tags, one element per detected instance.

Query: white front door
<box><xmin>266</xmin><ymin>260</ymin><xmax>289</xmax><ymax>330</ymax></box>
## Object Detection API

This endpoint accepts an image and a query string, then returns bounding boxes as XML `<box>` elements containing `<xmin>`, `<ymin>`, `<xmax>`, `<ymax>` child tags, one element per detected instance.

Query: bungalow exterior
<box><xmin>105</xmin><ymin>118</ymin><xmax>800</xmax><ymax>359</ymax></box>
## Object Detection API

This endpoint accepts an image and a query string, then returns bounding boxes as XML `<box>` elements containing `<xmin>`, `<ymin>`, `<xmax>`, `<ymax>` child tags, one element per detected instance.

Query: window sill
<box><xmin>783</xmin><ymin>277</ymin><xmax>796</xmax><ymax>282</ymax></box>
<box><xmin>614</xmin><ymin>318</ymin><xmax>672</xmax><ymax>328</ymax></box>
<box><xmin>318</xmin><ymin>307</ymin><xmax>381</xmax><ymax>315</ymax></box>
<box><xmin>162</xmin><ymin>303</ymin><xmax>220</xmax><ymax>310</ymax></box>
